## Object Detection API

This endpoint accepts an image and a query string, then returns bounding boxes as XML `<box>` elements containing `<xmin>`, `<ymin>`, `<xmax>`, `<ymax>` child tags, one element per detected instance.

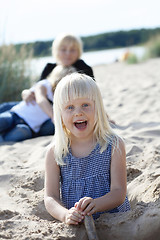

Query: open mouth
<box><xmin>74</xmin><ymin>120</ymin><xmax>87</xmax><ymax>129</ymax></box>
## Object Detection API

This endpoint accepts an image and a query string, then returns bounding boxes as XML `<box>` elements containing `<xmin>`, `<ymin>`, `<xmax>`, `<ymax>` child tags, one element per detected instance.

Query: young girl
<box><xmin>0</xmin><ymin>66</ymin><xmax>75</xmax><ymax>142</ymax></box>
<box><xmin>44</xmin><ymin>73</ymin><xmax>130</xmax><ymax>225</ymax></box>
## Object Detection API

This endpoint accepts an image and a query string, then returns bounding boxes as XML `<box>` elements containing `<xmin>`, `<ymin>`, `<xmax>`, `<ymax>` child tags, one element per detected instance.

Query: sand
<box><xmin>0</xmin><ymin>58</ymin><xmax>160</xmax><ymax>239</ymax></box>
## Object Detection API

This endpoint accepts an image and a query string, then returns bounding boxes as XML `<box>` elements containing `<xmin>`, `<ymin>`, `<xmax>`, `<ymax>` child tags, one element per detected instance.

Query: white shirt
<box><xmin>12</xmin><ymin>80</ymin><xmax>53</xmax><ymax>132</ymax></box>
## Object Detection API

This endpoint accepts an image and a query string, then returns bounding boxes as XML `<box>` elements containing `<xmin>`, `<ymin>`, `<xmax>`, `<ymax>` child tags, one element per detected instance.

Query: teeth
<box><xmin>75</xmin><ymin>120</ymin><xmax>85</xmax><ymax>123</ymax></box>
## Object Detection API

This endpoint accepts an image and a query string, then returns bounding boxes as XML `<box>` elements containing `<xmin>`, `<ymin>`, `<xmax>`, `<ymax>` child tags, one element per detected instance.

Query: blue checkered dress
<box><xmin>60</xmin><ymin>141</ymin><xmax>130</xmax><ymax>219</ymax></box>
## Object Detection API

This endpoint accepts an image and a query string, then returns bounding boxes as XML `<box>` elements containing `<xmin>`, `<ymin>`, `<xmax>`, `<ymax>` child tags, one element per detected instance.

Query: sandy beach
<box><xmin>0</xmin><ymin>58</ymin><xmax>160</xmax><ymax>239</ymax></box>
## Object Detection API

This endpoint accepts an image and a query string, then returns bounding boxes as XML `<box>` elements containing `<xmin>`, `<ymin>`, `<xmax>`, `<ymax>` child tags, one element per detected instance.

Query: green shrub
<box><xmin>144</xmin><ymin>34</ymin><xmax>160</xmax><ymax>59</ymax></box>
<box><xmin>126</xmin><ymin>53</ymin><xmax>138</xmax><ymax>64</ymax></box>
<box><xmin>0</xmin><ymin>44</ymin><xmax>32</xmax><ymax>103</ymax></box>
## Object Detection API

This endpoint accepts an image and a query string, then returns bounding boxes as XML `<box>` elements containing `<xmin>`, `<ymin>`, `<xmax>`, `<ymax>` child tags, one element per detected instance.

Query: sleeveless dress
<box><xmin>60</xmin><ymin>141</ymin><xmax>130</xmax><ymax>219</ymax></box>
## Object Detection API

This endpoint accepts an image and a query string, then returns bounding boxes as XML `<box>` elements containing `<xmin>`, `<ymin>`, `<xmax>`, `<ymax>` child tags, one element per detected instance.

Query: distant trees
<box><xmin>14</xmin><ymin>27</ymin><xmax>160</xmax><ymax>57</ymax></box>
<box><xmin>82</xmin><ymin>28</ymin><xmax>160</xmax><ymax>51</ymax></box>
<box><xmin>33</xmin><ymin>41</ymin><xmax>51</xmax><ymax>56</ymax></box>
<box><xmin>15</xmin><ymin>40</ymin><xmax>51</xmax><ymax>57</ymax></box>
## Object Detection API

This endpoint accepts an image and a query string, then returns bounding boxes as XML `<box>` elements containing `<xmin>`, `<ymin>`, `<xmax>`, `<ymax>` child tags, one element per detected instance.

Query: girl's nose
<box><xmin>74</xmin><ymin>107</ymin><xmax>83</xmax><ymax>116</ymax></box>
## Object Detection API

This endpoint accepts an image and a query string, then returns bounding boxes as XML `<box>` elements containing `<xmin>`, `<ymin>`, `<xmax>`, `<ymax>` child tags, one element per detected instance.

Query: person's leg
<box><xmin>0</xmin><ymin>111</ymin><xmax>15</xmax><ymax>133</ymax></box>
<box><xmin>0</xmin><ymin>135</ymin><xmax>4</xmax><ymax>142</ymax></box>
<box><xmin>38</xmin><ymin>119</ymin><xmax>55</xmax><ymax>136</ymax></box>
<box><xmin>3</xmin><ymin>124</ymin><xmax>33</xmax><ymax>142</ymax></box>
<box><xmin>0</xmin><ymin>102</ymin><xmax>19</xmax><ymax>113</ymax></box>
<box><xmin>0</xmin><ymin>112</ymin><xmax>32</xmax><ymax>142</ymax></box>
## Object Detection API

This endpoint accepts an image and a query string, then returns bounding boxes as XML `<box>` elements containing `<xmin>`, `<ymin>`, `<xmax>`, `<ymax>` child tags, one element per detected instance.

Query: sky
<box><xmin>0</xmin><ymin>0</ymin><xmax>160</xmax><ymax>45</ymax></box>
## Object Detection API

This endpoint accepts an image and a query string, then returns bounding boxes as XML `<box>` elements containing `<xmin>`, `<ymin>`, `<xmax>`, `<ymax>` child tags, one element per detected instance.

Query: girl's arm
<box><xmin>44</xmin><ymin>147</ymin><xmax>84</xmax><ymax>224</ymax></box>
<box><xmin>76</xmin><ymin>137</ymin><xmax>127</xmax><ymax>215</ymax></box>
<box><xmin>35</xmin><ymin>84</ymin><xmax>53</xmax><ymax>120</ymax></box>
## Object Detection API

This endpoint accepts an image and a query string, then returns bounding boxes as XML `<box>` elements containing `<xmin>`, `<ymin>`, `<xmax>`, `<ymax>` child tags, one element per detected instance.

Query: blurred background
<box><xmin>0</xmin><ymin>0</ymin><xmax>160</xmax><ymax>102</ymax></box>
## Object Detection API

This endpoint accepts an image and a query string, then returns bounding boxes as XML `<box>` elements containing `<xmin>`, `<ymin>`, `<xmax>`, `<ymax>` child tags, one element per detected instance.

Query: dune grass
<box><xmin>0</xmin><ymin>44</ymin><xmax>33</xmax><ymax>103</ymax></box>
<box><xmin>124</xmin><ymin>34</ymin><xmax>160</xmax><ymax>64</ymax></box>
<box><xmin>143</xmin><ymin>34</ymin><xmax>160</xmax><ymax>60</ymax></box>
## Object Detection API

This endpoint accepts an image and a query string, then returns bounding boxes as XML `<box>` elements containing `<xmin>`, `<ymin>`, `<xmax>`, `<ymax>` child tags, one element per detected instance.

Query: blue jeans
<box><xmin>0</xmin><ymin>111</ymin><xmax>32</xmax><ymax>142</ymax></box>
<box><xmin>37</xmin><ymin>119</ymin><xmax>55</xmax><ymax>136</ymax></box>
<box><xmin>0</xmin><ymin>101</ymin><xmax>19</xmax><ymax>113</ymax></box>
<box><xmin>0</xmin><ymin>102</ymin><xmax>55</xmax><ymax>137</ymax></box>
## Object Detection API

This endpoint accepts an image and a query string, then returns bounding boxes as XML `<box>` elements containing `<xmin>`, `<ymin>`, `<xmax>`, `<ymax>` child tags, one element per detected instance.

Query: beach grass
<box><xmin>0</xmin><ymin>44</ymin><xmax>33</xmax><ymax>103</ymax></box>
<box><xmin>144</xmin><ymin>34</ymin><xmax>160</xmax><ymax>59</ymax></box>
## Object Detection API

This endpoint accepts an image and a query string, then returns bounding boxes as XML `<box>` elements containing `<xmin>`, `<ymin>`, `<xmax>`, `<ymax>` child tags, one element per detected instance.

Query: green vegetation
<box><xmin>144</xmin><ymin>34</ymin><xmax>160</xmax><ymax>59</ymax></box>
<box><xmin>82</xmin><ymin>28</ymin><xmax>160</xmax><ymax>52</ymax></box>
<box><xmin>126</xmin><ymin>53</ymin><xmax>138</xmax><ymax>64</ymax></box>
<box><xmin>14</xmin><ymin>27</ymin><xmax>160</xmax><ymax>57</ymax></box>
<box><xmin>0</xmin><ymin>44</ymin><xmax>32</xmax><ymax>103</ymax></box>
<box><xmin>1</xmin><ymin>27</ymin><xmax>160</xmax><ymax>101</ymax></box>
<box><xmin>15</xmin><ymin>41</ymin><xmax>51</xmax><ymax>57</ymax></box>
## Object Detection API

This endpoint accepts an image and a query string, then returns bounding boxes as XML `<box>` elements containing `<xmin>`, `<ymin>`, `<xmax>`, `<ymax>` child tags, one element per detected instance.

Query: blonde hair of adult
<box><xmin>53</xmin><ymin>73</ymin><xmax>116</xmax><ymax>165</ymax></box>
<box><xmin>52</xmin><ymin>33</ymin><xmax>83</xmax><ymax>63</ymax></box>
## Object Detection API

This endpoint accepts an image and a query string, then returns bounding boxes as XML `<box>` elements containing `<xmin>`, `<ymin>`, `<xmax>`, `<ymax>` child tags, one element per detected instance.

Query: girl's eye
<box><xmin>67</xmin><ymin>105</ymin><xmax>74</xmax><ymax>110</ymax></box>
<box><xmin>82</xmin><ymin>103</ymin><xmax>89</xmax><ymax>108</ymax></box>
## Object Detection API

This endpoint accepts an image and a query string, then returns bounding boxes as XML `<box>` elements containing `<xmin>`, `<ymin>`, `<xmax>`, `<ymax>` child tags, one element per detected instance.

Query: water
<box><xmin>82</xmin><ymin>46</ymin><xmax>145</xmax><ymax>66</ymax></box>
<box><xmin>31</xmin><ymin>46</ymin><xmax>145</xmax><ymax>77</ymax></box>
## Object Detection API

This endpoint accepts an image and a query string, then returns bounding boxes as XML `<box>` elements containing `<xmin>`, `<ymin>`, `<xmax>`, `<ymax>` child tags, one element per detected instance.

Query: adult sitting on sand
<box><xmin>0</xmin><ymin>66</ymin><xmax>75</xmax><ymax>142</ymax></box>
<box><xmin>0</xmin><ymin>33</ymin><xmax>94</xmax><ymax>137</ymax></box>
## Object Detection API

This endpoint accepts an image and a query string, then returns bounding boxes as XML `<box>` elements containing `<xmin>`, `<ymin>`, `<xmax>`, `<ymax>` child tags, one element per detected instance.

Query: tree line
<box><xmin>15</xmin><ymin>27</ymin><xmax>160</xmax><ymax>57</ymax></box>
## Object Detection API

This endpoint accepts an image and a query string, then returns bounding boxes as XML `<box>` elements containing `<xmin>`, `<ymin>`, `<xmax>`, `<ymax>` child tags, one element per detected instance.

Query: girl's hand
<box><xmin>75</xmin><ymin>197</ymin><xmax>96</xmax><ymax>216</ymax></box>
<box><xmin>64</xmin><ymin>207</ymin><xmax>84</xmax><ymax>225</ymax></box>
<box><xmin>21</xmin><ymin>90</ymin><xmax>36</xmax><ymax>105</ymax></box>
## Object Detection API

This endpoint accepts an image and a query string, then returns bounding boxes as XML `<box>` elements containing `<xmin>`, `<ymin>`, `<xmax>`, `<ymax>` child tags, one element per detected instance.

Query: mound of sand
<box><xmin>0</xmin><ymin>58</ymin><xmax>160</xmax><ymax>239</ymax></box>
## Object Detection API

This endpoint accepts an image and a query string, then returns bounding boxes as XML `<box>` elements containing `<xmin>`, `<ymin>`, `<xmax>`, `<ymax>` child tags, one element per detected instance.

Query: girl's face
<box><xmin>57</xmin><ymin>43</ymin><xmax>79</xmax><ymax>66</ymax></box>
<box><xmin>62</xmin><ymin>98</ymin><xmax>96</xmax><ymax>141</ymax></box>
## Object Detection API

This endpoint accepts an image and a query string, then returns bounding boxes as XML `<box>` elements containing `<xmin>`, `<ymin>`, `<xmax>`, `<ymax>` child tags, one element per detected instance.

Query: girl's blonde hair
<box><xmin>53</xmin><ymin>72</ymin><xmax>116</xmax><ymax>165</ymax></box>
<box><xmin>47</xmin><ymin>65</ymin><xmax>76</xmax><ymax>92</ymax></box>
<box><xmin>52</xmin><ymin>33</ymin><xmax>83</xmax><ymax>62</ymax></box>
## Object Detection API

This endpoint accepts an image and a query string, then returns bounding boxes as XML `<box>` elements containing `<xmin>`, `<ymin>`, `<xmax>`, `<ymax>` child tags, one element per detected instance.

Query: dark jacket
<box><xmin>39</xmin><ymin>59</ymin><xmax>95</xmax><ymax>81</ymax></box>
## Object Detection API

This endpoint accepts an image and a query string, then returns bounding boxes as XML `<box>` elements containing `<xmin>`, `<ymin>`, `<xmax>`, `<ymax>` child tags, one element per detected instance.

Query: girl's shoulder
<box><xmin>45</xmin><ymin>145</ymin><xmax>60</xmax><ymax>173</ymax></box>
<box><xmin>45</xmin><ymin>144</ymin><xmax>55</xmax><ymax>164</ymax></box>
<box><xmin>104</xmin><ymin>134</ymin><xmax>125</xmax><ymax>150</ymax></box>
<box><xmin>113</xmin><ymin>135</ymin><xmax>125</xmax><ymax>148</ymax></box>
<box><xmin>110</xmin><ymin>135</ymin><xmax>125</xmax><ymax>157</ymax></box>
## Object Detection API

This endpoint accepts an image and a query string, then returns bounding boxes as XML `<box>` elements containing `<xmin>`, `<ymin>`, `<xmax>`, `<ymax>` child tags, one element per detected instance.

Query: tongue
<box><xmin>75</xmin><ymin>122</ymin><xmax>87</xmax><ymax>129</ymax></box>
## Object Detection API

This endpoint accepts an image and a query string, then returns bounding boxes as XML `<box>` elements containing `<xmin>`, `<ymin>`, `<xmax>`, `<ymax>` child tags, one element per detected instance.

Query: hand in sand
<box><xmin>75</xmin><ymin>197</ymin><xmax>97</xmax><ymax>216</ymax></box>
<box><xmin>64</xmin><ymin>207</ymin><xmax>84</xmax><ymax>225</ymax></box>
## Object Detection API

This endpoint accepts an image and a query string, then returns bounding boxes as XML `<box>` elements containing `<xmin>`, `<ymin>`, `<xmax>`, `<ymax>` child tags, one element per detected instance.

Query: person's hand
<box><xmin>21</xmin><ymin>89</ymin><xmax>36</xmax><ymax>105</ymax></box>
<box><xmin>75</xmin><ymin>197</ymin><xmax>96</xmax><ymax>216</ymax></box>
<box><xmin>64</xmin><ymin>207</ymin><xmax>84</xmax><ymax>225</ymax></box>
